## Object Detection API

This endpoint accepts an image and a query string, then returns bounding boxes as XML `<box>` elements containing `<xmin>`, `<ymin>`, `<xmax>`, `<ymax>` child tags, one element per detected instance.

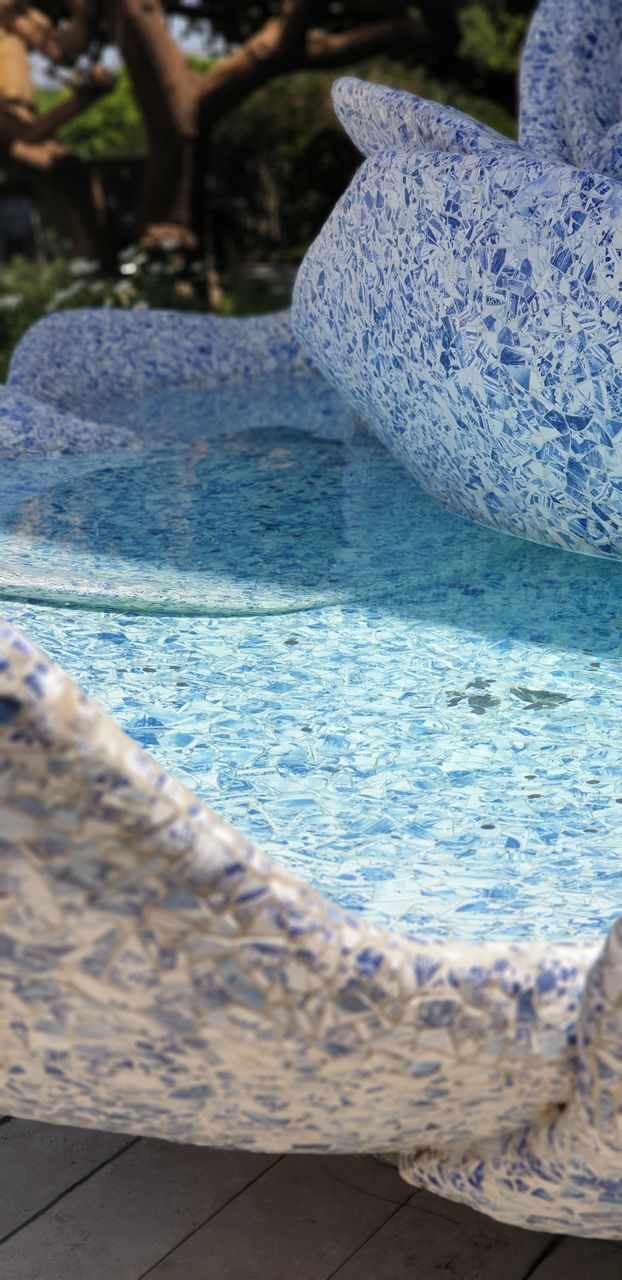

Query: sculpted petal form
<box><xmin>294</xmin><ymin>54</ymin><xmax>622</xmax><ymax>557</ymax></box>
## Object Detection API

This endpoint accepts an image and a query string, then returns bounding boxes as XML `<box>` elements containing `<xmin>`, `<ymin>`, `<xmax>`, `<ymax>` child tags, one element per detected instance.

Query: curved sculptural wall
<box><xmin>294</xmin><ymin>66</ymin><xmax>622</xmax><ymax>558</ymax></box>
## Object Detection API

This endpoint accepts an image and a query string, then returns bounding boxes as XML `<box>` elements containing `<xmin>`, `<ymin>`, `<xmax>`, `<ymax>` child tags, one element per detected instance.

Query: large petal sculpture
<box><xmin>293</xmin><ymin>17</ymin><xmax>622</xmax><ymax>557</ymax></box>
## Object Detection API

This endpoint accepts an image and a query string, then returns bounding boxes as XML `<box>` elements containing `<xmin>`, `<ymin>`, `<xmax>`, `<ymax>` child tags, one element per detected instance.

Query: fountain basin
<box><xmin>0</xmin><ymin>303</ymin><xmax>620</xmax><ymax>1240</ymax></box>
<box><xmin>4</xmin><ymin>0</ymin><xmax>622</xmax><ymax>1233</ymax></box>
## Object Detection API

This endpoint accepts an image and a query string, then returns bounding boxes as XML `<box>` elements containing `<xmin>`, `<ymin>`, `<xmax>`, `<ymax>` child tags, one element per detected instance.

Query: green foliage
<box><xmin>36</xmin><ymin>68</ymin><xmax>146</xmax><ymax>159</ymax></box>
<box><xmin>35</xmin><ymin>57</ymin><xmax>223</xmax><ymax>161</ymax></box>
<box><xmin>0</xmin><ymin>253</ymin><xmax>194</xmax><ymax>380</ymax></box>
<box><xmin>0</xmin><ymin>257</ymin><xmax>72</xmax><ymax>380</ymax></box>
<box><xmin>458</xmin><ymin>2</ymin><xmax>530</xmax><ymax>75</ymax></box>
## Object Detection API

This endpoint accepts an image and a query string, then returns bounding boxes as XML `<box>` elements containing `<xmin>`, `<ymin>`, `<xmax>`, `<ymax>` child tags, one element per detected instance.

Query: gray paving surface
<box><xmin>0</xmin><ymin>1119</ymin><xmax>620</xmax><ymax>1278</ymax></box>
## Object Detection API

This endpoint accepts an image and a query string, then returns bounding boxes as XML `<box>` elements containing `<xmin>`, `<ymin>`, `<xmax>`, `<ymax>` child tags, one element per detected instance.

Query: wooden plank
<box><xmin>0</xmin><ymin>1119</ymin><xmax>132</xmax><ymax>1240</ymax></box>
<box><xmin>529</xmin><ymin>1236</ymin><xmax>622</xmax><ymax>1279</ymax></box>
<box><xmin>0</xmin><ymin>1139</ymin><xmax>277</xmax><ymax>1280</ymax></box>
<box><xmin>329</xmin><ymin>1190</ymin><xmax>555</xmax><ymax>1280</ymax></box>
<box><xmin>146</xmin><ymin>1154</ymin><xmax>410</xmax><ymax>1280</ymax></box>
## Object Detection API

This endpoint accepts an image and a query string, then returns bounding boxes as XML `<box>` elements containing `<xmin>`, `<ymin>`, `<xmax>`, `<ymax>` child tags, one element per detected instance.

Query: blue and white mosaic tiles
<box><xmin>1</xmin><ymin>609</ymin><xmax>622</xmax><ymax>1239</ymax></box>
<box><xmin>294</xmin><ymin>62</ymin><xmax>622</xmax><ymax>558</ymax></box>
<box><xmin>5</xmin><ymin>0</ymin><xmax>622</xmax><ymax>1237</ymax></box>
<box><xmin>5</xmin><ymin>421</ymin><xmax>622</xmax><ymax>946</ymax></box>
<box><xmin>520</xmin><ymin>0</ymin><xmax>622</xmax><ymax>176</ymax></box>
<box><xmin>8</xmin><ymin>307</ymin><xmax>354</xmax><ymax>444</ymax></box>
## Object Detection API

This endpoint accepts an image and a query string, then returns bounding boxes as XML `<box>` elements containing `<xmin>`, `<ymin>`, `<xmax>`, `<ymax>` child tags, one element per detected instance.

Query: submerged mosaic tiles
<box><xmin>4</xmin><ymin>0</ymin><xmax>622</xmax><ymax>1238</ymax></box>
<box><xmin>5</xmin><ymin>420</ymin><xmax>622</xmax><ymax>946</ymax></box>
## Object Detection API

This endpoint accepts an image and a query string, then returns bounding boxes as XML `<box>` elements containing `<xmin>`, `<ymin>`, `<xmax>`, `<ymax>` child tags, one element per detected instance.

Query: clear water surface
<box><xmin>2</xmin><ymin>392</ymin><xmax>622</xmax><ymax>942</ymax></box>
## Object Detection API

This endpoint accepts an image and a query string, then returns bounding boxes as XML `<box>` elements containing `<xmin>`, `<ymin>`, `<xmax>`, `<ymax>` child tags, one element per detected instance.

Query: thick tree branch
<box><xmin>305</xmin><ymin>17</ymin><xmax>429</xmax><ymax>69</ymax></box>
<box><xmin>9</xmin><ymin>137</ymin><xmax>65</xmax><ymax>168</ymax></box>
<box><xmin>104</xmin><ymin>0</ymin><xmax>202</xmax><ymax>141</ymax></box>
<box><xmin>198</xmin><ymin>12</ymin><xmax>429</xmax><ymax>124</ymax></box>
<box><xmin>167</xmin><ymin>0</ymin><xmax>323</xmax><ymax>43</ymax></box>
<box><xmin>194</xmin><ymin>1</ymin><xmax>325</xmax><ymax>108</ymax></box>
<box><xmin>0</xmin><ymin>66</ymin><xmax>115</xmax><ymax>146</ymax></box>
<box><xmin>0</xmin><ymin>0</ymin><xmax>97</xmax><ymax>65</ymax></box>
<box><xmin>279</xmin><ymin>0</ymin><xmax>322</xmax><ymax>53</ymax></box>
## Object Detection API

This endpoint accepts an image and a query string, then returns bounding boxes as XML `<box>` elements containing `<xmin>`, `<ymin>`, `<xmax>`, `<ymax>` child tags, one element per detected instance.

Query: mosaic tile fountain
<box><xmin>3</xmin><ymin>0</ymin><xmax>622</xmax><ymax>1239</ymax></box>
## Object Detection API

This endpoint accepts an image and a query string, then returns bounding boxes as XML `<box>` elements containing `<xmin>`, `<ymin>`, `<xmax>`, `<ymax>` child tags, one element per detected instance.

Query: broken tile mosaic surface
<box><xmin>5</xmin><ymin>0</ymin><xmax>622</xmax><ymax>1238</ymax></box>
<box><xmin>294</xmin><ymin>58</ymin><xmax>622</xmax><ymax>559</ymax></box>
<box><xmin>3</xmin><ymin>411</ymin><xmax>622</xmax><ymax>944</ymax></box>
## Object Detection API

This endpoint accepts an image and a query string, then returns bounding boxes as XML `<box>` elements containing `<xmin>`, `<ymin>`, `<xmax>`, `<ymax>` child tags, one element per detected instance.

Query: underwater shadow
<box><xmin>0</xmin><ymin>407</ymin><xmax>620</xmax><ymax>659</ymax></box>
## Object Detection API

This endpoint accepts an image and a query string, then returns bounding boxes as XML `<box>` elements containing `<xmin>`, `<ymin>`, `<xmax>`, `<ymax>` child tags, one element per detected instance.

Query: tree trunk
<box><xmin>34</xmin><ymin>155</ymin><xmax>114</xmax><ymax>264</ymax></box>
<box><xmin>0</xmin><ymin>25</ymin><xmax>115</xmax><ymax>263</ymax></box>
<box><xmin>140</xmin><ymin>130</ymin><xmax>199</xmax><ymax>252</ymax></box>
<box><xmin>105</xmin><ymin>0</ymin><xmax>203</xmax><ymax>251</ymax></box>
<box><xmin>104</xmin><ymin>0</ymin><xmax>432</xmax><ymax>298</ymax></box>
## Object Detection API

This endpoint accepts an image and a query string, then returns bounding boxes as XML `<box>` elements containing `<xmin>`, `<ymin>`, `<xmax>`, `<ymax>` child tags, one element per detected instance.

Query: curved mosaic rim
<box><xmin>1</xmin><ymin>613</ymin><xmax>621</xmax><ymax>1239</ymax></box>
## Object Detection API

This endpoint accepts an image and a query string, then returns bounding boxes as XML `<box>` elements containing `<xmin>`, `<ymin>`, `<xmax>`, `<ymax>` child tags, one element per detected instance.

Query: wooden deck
<box><xmin>1</xmin><ymin>1119</ymin><xmax>620</xmax><ymax>1278</ymax></box>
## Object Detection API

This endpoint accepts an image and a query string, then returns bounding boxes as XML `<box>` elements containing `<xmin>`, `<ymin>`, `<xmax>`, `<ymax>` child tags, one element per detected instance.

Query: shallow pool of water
<box><xmin>3</xmin><ymin>409</ymin><xmax>622</xmax><ymax>941</ymax></box>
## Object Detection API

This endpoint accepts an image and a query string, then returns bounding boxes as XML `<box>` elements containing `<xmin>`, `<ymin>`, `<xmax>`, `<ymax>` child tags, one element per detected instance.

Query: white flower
<box><xmin>0</xmin><ymin>293</ymin><xmax>23</xmax><ymax>310</ymax></box>
<box><xmin>119</xmin><ymin>247</ymin><xmax>147</xmax><ymax>267</ymax></box>
<box><xmin>69</xmin><ymin>258</ymin><xmax>100</xmax><ymax>277</ymax></box>
<box><xmin>44</xmin><ymin>281</ymin><xmax>84</xmax><ymax>311</ymax></box>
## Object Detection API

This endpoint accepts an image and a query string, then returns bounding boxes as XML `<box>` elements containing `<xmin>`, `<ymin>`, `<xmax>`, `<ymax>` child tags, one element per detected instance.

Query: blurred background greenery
<box><xmin>0</xmin><ymin>0</ymin><xmax>535</xmax><ymax>376</ymax></box>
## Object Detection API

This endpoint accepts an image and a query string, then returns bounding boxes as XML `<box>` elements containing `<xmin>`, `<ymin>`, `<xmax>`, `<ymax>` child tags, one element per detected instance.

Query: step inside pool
<box><xmin>2</xmin><ymin>416</ymin><xmax>622</xmax><ymax>942</ymax></box>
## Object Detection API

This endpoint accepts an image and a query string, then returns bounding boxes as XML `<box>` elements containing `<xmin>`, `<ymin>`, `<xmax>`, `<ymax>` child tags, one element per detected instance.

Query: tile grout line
<box><xmin>136</xmin><ymin>1154</ymin><xmax>284</xmax><ymax>1280</ymax></box>
<box><xmin>324</xmin><ymin>1202</ymin><xmax>406</xmax><ymax>1280</ymax></box>
<box><xmin>321</xmin><ymin>1163</ymin><xmax>414</xmax><ymax>1208</ymax></box>
<box><xmin>520</xmin><ymin>1234</ymin><xmax>564</xmax><ymax>1280</ymax></box>
<box><xmin>0</xmin><ymin>1135</ymin><xmax>141</xmax><ymax>1248</ymax></box>
<box><xmin>0</xmin><ymin>1129</ymin><xmax>569</xmax><ymax>1280</ymax></box>
<box><xmin>325</xmin><ymin>1200</ymin><xmax>564</xmax><ymax>1280</ymax></box>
